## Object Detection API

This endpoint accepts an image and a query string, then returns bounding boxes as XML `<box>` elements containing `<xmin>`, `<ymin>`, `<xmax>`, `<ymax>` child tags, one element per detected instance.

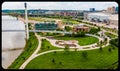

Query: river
<box><xmin>2</xmin><ymin>15</ymin><xmax>26</xmax><ymax>69</ymax></box>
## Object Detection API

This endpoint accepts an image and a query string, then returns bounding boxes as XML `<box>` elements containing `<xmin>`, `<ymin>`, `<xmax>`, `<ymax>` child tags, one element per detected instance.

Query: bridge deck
<box><xmin>2</xmin><ymin>30</ymin><xmax>72</xmax><ymax>34</ymax></box>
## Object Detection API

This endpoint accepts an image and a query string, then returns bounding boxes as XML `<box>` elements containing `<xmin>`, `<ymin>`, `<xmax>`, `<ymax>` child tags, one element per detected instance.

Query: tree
<box><xmin>64</xmin><ymin>45</ymin><xmax>70</xmax><ymax>52</ymax></box>
<box><xmin>74</xmin><ymin>48</ymin><xmax>78</xmax><ymax>52</ymax></box>
<box><xmin>52</xmin><ymin>58</ymin><xmax>55</xmax><ymax>63</ymax></box>
<box><xmin>82</xmin><ymin>51</ymin><xmax>88</xmax><ymax>58</ymax></box>
<box><xmin>98</xmin><ymin>27</ymin><xmax>101</xmax><ymax>31</ymax></box>
<box><xmin>99</xmin><ymin>45</ymin><xmax>103</xmax><ymax>51</ymax></box>
<box><xmin>59</xmin><ymin>61</ymin><xmax>62</xmax><ymax>65</ymax></box>
<box><xmin>64</xmin><ymin>26</ymin><xmax>72</xmax><ymax>32</ymax></box>
<box><xmin>100</xmin><ymin>40</ymin><xmax>103</xmax><ymax>45</ymax></box>
<box><xmin>54</xmin><ymin>51</ymin><xmax>56</xmax><ymax>54</ymax></box>
<box><xmin>108</xmin><ymin>48</ymin><xmax>112</xmax><ymax>52</ymax></box>
<box><xmin>104</xmin><ymin>37</ymin><xmax>107</xmax><ymax>42</ymax></box>
<box><xmin>97</xmin><ymin>42</ymin><xmax>99</xmax><ymax>47</ymax></box>
<box><xmin>47</xmin><ymin>46</ymin><xmax>50</xmax><ymax>49</ymax></box>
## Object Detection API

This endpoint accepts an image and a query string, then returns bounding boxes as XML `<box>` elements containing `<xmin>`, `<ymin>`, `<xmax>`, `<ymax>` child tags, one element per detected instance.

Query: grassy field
<box><xmin>25</xmin><ymin>45</ymin><xmax>118</xmax><ymax>69</ymax></box>
<box><xmin>54</xmin><ymin>36</ymin><xmax>99</xmax><ymax>46</ymax></box>
<box><xmin>105</xmin><ymin>32</ymin><xmax>117</xmax><ymax>39</ymax></box>
<box><xmin>28</xmin><ymin>17</ymin><xmax>44</xmax><ymax>21</ymax></box>
<box><xmin>28</xmin><ymin>17</ymin><xmax>55</xmax><ymax>22</ymax></box>
<box><xmin>38</xmin><ymin>39</ymin><xmax>62</xmax><ymax>53</ymax></box>
<box><xmin>62</xmin><ymin>19</ymin><xmax>79</xmax><ymax>24</ymax></box>
<box><xmin>8</xmin><ymin>32</ymin><xmax>38</xmax><ymax>69</ymax></box>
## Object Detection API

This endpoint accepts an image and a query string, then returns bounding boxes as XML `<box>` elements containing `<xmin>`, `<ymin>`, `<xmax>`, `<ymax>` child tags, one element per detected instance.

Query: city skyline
<box><xmin>2</xmin><ymin>2</ymin><xmax>118</xmax><ymax>10</ymax></box>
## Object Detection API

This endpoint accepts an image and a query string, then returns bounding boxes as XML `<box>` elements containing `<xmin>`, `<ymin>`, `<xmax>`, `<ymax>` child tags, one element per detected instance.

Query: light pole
<box><xmin>25</xmin><ymin>2</ymin><xmax>29</xmax><ymax>40</ymax></box>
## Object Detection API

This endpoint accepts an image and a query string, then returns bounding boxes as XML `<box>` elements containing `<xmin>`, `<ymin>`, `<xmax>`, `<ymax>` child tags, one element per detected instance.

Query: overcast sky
<box><xmin>2</xmin><ymin>2</ymin><xmax>118</xmax><ymax>10</ymax></box>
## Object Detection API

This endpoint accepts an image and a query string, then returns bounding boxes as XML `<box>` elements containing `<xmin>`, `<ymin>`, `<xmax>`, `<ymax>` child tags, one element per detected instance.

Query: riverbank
<box><xmin>2</xmin><ymin>49</ymin><xmax>23</xmax><ymax>69</ymax></box>
<box><xmin>2</xmin><ymin>15</ymin><xmax>26</xmax><ymax>69</ymax></box>
<box><xmin>18</xmin><ymin>17</ymin><xmax>39</xmax><ymax>24</ymax></box>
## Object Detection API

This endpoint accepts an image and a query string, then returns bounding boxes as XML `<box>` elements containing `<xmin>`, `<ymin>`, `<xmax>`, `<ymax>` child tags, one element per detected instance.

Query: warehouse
<box><xmin>87</xmin><ymin>13</ymin><xmax>109</xmax><ymax>23</ymax></box>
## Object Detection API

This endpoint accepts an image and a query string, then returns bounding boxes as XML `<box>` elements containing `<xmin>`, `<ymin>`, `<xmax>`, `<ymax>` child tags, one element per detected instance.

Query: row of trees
<box><xmin>88</xmin><ymin>27</ymin><xmax>100</xmax><ymax>34</ymax></box>
<box><xmin>65</xmin><ymin>31</ymin><xmax>85</xmax><ymax>37</ymax></box>
<box><xmin>109</xmin><ymin>38</ymin><xmax>118</xmax><ymax>47</ymax></box>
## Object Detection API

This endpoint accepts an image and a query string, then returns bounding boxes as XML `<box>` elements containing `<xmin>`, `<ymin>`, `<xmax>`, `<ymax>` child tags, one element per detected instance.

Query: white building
<box><xmin>109</xmin><ymin>14</ymin><xmax>118</xmax><ymax>25</ymax></box>
<box><xmin>87</xmin><ymin>13</ymin><xmax>109</xmax><ymax>23</ymax></box>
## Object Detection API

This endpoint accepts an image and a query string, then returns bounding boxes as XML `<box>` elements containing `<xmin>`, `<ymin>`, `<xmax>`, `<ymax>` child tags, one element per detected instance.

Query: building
<box><xmin>89</xmin><ymin>8</ymin><xmax>95</xmax><ymax>12</ymax></box>
<box><xmin>108</xmin><ymin>14</ymin><xmax>118</xmax><ymax>25</ymax></box>
<box><xmin>107</xmin><ymin>6</ymin><xmax>116</xmax><ymax>14</ymax></box>
<box><xmin>56</xmin><ymin>20</ymin><xmax>64</xmax><ymax>29</ymax></box>
<box><xmin>73</xmin><ymin>24</ymin><xmax>90</xmax><ymax>32</ymax></box>
<box><xmin>45</xmin><ymin>11</ymin><xmax>54</xmax><ymax>15</ymax></box>
<box><xmin>115</xmin><ymin>7</ymin><xmax>118</xmax><ymax>13</ymax></box>
<box><xmin>35</xmin><ymin>22</ymin><xmax>58</xmax><ymax>30</ymax></box>
<box><xmin>87</xmin><ymin>13</ymin><xmax>109</xmax><ymax>23</ymax></box>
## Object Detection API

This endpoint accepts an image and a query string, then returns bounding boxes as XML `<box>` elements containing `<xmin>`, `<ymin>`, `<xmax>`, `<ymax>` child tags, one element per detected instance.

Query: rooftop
<box><xmin>109</xmin><ymin>14</ymin><xmax>118</xmax><ymax>20</ymax></box>
<box><xmin>88</xmin><ymin>12</ymin><xmax>109</xmax><ymax>16</ymax></box>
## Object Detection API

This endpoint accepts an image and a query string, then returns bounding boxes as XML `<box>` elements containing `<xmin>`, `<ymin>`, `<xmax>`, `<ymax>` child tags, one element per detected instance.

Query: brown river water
<box><xmin>2</xmin><ymin>15</ymin><xmax>26</xmax><ymax>69</ymax></box>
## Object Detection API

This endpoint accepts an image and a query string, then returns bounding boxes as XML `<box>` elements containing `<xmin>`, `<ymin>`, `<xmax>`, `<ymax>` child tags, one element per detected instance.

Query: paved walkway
<box><xmin>19</xmin><ymin>32</ymin><xmax>111</xmax><ymax>69</ymax></box>
<box><xmin>19</xmin><ymin>33</ymin><xmax>41</xmax><ymax>69</ymax></box>
<box><xmin>45</xmin><ymin>33</ymin><xmax>103</xmax><ymax>49</ymax></box>
<box><xmin>19</xmin><ymin>26</ymin><xmax>114</xmax><ymax>69</ymax></box>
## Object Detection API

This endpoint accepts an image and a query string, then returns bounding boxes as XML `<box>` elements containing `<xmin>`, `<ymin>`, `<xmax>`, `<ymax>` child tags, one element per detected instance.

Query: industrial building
<box><xmin>108</xmin><ymin>14</ymin><xmax>118</xmax><ymax>25</ymax></box>
<box><xmin>87</xmin><ymin>13</ymin><xmax>109</xmax><ymax>23</ymax></box>
<box><xmin>35</xmin><ymin>22</ymin><xmax>58</xmax><ymax>30</ymax></box>
<box><xmin>84</xmin><ymin>12</ymin><xmax>118</xmax><ymax>26</ymax></box>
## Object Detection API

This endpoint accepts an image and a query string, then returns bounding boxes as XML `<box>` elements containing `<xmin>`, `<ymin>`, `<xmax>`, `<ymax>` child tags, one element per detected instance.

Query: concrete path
<box><xmin>19</xmin><ymin>29</ymin><xmax>113</xmax><ymax>69</ymax></box>
<box><xmin>19</xmin><ymin>33</ymin><xmax>41</xmax><ymax>69</ymax></box>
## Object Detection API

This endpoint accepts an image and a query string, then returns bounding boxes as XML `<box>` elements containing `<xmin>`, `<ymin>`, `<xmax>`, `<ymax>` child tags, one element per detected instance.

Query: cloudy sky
<box><xmin>2</xmin><ymin>2</ymin><xmax>118</xmax><ymax>10</ymax></box>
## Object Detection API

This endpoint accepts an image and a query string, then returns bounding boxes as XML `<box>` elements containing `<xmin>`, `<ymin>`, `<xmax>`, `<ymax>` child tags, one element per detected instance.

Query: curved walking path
<box><xmin>45</xmin><ymin>33</ymin><xmax>103</xmax><ymax>49</ymax></box>
<box><xmin>19</xmin><ymin>30</ymin><xmax>113</xmax><ymax>69</ymax></box>
<box><xmin>19</xmin><ymin>33</ymin><xmax>41</xmax><ymax>69</ymax></box>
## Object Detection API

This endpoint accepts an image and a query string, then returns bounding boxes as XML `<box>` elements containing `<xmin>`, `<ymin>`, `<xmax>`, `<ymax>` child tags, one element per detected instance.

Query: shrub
<box><xmin>109</xmin><ymin>38</ymin><xmax>118</xmax><ymax>47</ymax></box>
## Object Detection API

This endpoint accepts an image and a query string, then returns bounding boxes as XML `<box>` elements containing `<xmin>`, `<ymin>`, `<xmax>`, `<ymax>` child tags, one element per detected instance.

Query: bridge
<box><xmin>2</xmin><ymin>30</ymin><xmax>73</xmax><ymax>34</ymax></box>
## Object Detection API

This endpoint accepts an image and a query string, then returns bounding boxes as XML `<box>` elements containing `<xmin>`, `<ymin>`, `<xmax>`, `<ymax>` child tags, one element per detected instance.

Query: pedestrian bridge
<box><xmin>2</xmin><ymin>30</ymin><xmax>72</xmax><ymax>34</ymax></box>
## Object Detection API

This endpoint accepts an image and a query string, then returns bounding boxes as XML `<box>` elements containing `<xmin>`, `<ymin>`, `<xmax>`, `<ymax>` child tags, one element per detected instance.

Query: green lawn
<box><xmin>54</xmin><ymin>36</ymin><xmax>99</xmax><ymax>46</ymax></box>
<box><xmin>62</xmin><ymin>19</ymin><xmax>79</xmax><ymax>24</ymax></box>
<box><xmin>28</xmin><ymin>17</ymin><xmax>55</xmax><ymax>22</ymax></box>
<box><xmin>105</xmin><ymin>32</ymin><xmax>117</xmax><ymax>39</ymax></box>
<box><xmin>25</xmin><ymin>45</ymin><xmax>118</xmax><ymax>69</ymax></box>
<box><xmin>8</xmin><ymin>32</ymin><xmax>38</xmax><ymax>69</ymax></box>
<box><xmin>38</xmin><ymin>39</ymin><xmax>62</xmax><ymax>53</ymax></box>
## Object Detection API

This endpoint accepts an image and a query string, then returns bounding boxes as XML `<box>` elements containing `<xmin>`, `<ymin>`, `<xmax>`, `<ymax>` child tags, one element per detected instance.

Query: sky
<box><xmin>2</xmin><ymin>2</ymin><xmax>118</xmax><ymax>10</ymax></box>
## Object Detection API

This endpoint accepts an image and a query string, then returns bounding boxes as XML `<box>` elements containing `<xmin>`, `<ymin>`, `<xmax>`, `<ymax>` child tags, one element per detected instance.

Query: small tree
<box><xmin>112</xmin><ymin>46</ymin><xmax>115</xmax><ymax>50</ymax></box>
<box><xmin>104</xmin><ymin>37</ymin><xmax>107</xmax><ymax>42</ymax></box>
<box><xmin>82</xmin><ymin>51</ymin><xmax>88</xmax><ymax>58</ymax></box>
<box><xmin>47</xmin><ymin>46</ymin><xmax>50</xmax><ymax>49</ymax></box>
<box><xmin>97</xmin><ymin>42</ymin><xmax>99</xmax><ymax>47</ymax></box>
<box><xmin>59</xmin><ymin>61</ymin><xmax>62</xmax><ymax>65</ymax></box>
<box><xmin>74</xmin><ymin>48</ymin><xmax>78</xmax><ymax>52</ymax></box>
<box><xmin>52</xmin><ymin>58</ymin><xmax>55</xmax><ymax>63</ymax></box>
<box><xmin>108</xmin><ymin>48</ymin><xmax>112</xmax><ymax>52</ymax></box>
<box><xmin>99</xmin><ymin>45</ymin><xmax>103</xmax><ymax>51</ymax></box>
<box><xmin>64</xmin><ymin>45</ymin><xmax>70</xmax><ymax>52</ymax></box>
<box><xmin>100</xmin><ymin>40</ymin><xmax>103</xmax><ymax>45</ymax></box>
<box><xmin>54</xmin><ymin>51</ymin><xmax>56</xmax><ymax>54</ymax></box>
